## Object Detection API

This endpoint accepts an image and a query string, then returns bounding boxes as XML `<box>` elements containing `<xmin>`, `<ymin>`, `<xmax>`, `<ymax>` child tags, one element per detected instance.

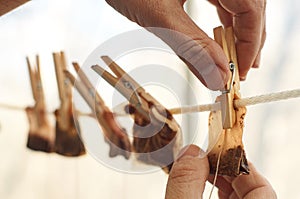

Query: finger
<box><xmin>223</xmin><ymin>176</ymin><xmax>234</xmax><ymax>183</ymax></box>
<box><xmin>165</xmin><ymin>145</ymin><xmax>209</xmax><ymax>199</ymax></box>
<box><xmin>148</xmin><ymin>6</ymin><xmax>230</xmax><ymax>90</ymax></box>
<box><xmin>208</xmin><ymin>0</ymin><xmax>233</xmax><ymax>27</ymax></box>
<box><xmin>252</xmin><ymin>52</ymin><xmax>261</xmax><ymax>69</ymax></box>
<box><xmin>208</xmin><ymin>175</ymin><xmax>234</xmax><ymax>195</ymax></box>
<box><xmin>216</xmin><ymin>7</ymin><xmax>233</xmax><ymax>27</ymax></box>
<box><xmin>173</xmin><ymin>36</ymin><xmax>230</xmax><ymax>90</ymax></box>
<box><xmin>252</xmin><ymin>22</ymin><xmax>266</xmax><ymax>69</ymax></box>
<box><xmin>229</xmin><ymin>192</ymin><xmax>239</xmax><ymax>199</ymax></box>
<box><xmin>231</xmin><ymin>162</ymin><xmax>277</xmax><ymax>198</ymax></box>
<box><xmin>218</xmin><ymin>0</ymin><xmax>266</xmax><ymax>78</ymax></box>
<box><xmin>208</xmin><ymin>176</ymin><xmax>231</xmax><ymax>192</ymax></box>
<box><xmin>218</xmin><ymin>189</ymin><xmax>230</xmax><ymax>199</ymax></box>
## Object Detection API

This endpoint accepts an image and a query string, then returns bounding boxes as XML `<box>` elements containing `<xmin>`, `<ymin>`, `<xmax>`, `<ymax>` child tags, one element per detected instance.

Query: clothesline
<box><xmin>0</xmin><ymin>103</ymin><xmax>92</xmax><ymax>117</ymax></box>
<box><xmin>0</xmin><ymin>103</ymin><xmax>25</xmax><ymax>111</ymax></box>
<box><xmin>169</xmin><ymin>89</ymin><xmax>300</xmax><ymax>114</ymax></box>
<box><xmin>1</xmin><ymin>88</ymin><xmax>300</xmax><ymax>116</ymax></box>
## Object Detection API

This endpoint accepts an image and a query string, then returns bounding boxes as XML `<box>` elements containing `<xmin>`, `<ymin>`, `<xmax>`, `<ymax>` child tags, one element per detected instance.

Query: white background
<box><xmin>0</xmin><ymin>0</ymin><xmax>300</xmax><ymax>198</ymax></box>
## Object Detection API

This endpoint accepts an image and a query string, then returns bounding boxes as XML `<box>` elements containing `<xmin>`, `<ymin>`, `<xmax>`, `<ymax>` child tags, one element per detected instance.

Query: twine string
<box><xmin>1</xmin><ymin>89</ymin><xmax>300</xmax><ymax>115</ymax></box>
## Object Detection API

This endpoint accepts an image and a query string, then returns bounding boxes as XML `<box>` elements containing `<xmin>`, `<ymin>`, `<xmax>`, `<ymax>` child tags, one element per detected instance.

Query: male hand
<box><xmin>165</xmin><ymin>145</ymin><xmax>276</xmax><ymax>199</ymax></box>
<box><xmin>105</xmin><ymin>0</ymin><xmax>266</xmax><ymax>89</ymax></box>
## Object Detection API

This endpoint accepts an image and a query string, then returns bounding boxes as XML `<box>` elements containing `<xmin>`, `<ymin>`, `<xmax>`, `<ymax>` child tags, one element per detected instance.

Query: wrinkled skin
<box><xmin>106</xmin><ymin>0</ymin><xmax>266</xmax><ymax>87</ymax></box>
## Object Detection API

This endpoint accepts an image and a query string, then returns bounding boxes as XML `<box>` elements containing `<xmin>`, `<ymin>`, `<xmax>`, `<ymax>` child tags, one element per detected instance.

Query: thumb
<box><xmin>165</xmin><ymin>145</ymin><xmax>209</xmax><ymax>199</ymax></box>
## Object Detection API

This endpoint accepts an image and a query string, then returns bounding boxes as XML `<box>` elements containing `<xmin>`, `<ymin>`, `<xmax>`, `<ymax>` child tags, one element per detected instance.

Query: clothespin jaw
<box><xmin>66</xmin><ymin>63</ymin><xmax>120</xmax><ymax>126</ymax></box>
<box><xmin>26</xmin><ymin>55</ymin><xmax>45</xmax><ymax>106</ymax></box>
<box><xmin>72</xmin><ymin>62</ymin><xmax>107</xmax><ymax>110</ymax></box>
<box><xmin>92</xmin><ymin>56</ymin><xmax>151</xmax><ymax>122</ymax></box>
<box><xmin>26</xmin><ymin>56</ymin><xmax>38</xmax><ymax>102</ymax></box>
<box><xmin>214</xmin><ymin>26</ymin><xmax>240</xmax><ymax>129</ymax></box>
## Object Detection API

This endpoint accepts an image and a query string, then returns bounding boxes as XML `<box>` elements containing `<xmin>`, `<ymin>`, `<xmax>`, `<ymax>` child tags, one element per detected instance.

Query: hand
<box><xmin>105</xmin><ymin>0</ymin><xmax>266</xmax><ymax>89</ymax></box>
<box><xmin>208</xmin><ymin>0</ymin><xmax>266</xmax><ymax>81</ymax></box>
<box><xmin>165</xmin><ymin>145</ymin><xmax>276</xmax><ymax>199</ymax></box>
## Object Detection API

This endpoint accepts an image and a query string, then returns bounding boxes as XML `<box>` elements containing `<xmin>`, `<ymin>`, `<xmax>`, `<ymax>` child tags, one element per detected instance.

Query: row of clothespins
<box><xmin>26</xmin><ymin>52</ymin><xmax>85</xmax><ymax>156</ymax></box>
<box><xmin>67</xmin><ymin>55</ymin><xmax>182</xmax><ymax>173</ymax></box>
<box><xmin>25</xmin><ymin>52</ymin><xmax>182</xmax><ymax>173</ymax></box>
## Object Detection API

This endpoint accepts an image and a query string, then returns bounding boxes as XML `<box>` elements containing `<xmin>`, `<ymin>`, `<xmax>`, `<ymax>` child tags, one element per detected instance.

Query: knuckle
<box><xmin>251</xmin><ymin>0</ymin><xmax>266</xmax><ymax>12</ymax></box>
<box><xmin>175</xmin><ymin>37</ymin><xmax>212</xmax><ymax>67</ymax></box>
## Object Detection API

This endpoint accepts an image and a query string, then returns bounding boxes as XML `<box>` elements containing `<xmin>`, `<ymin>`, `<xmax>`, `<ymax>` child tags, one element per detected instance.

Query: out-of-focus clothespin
<box><xmin>72</xmin><ymin>62</ymin><xmax>107</xmax><ymax>111</ymax></box>
<box><xmin>52</xmin><ymin>51</ymin><xmax>85</xmax><ymax>156</ymax></box>
<box><xmin>92</xmin><ymin>56</ymin><xmax>152</xmax><ymax>123</ymax></box>
<box><xmin>92</xmin><ymin>56</ymin><xmax>182</xmax><ymax>130</ymax></box>
<box><xmin>214</xmin><ymin>26</ymin><xmax>241</xmax><ymax>129</ymax></box>
<box><xmin>53</xmin><ymin>51</ymin><xmax>72</xmax><ymax>131</ymax></box>
<box><xmin>65</xmin><ymin>63</ymin><xmax>131</xmax><ymax>159</ymax></box>
<box><xmin>26</xmin><ymin>55</ymin><xmax>46</xmax><ymax>111</ymax></box>
<box><xmin>26</xmin><ymin>55</ymin><xmax>54</xmax><ymax>152</ymax></box>
<box><xmin>92</xmin><ymin>56</ymin><xmax>182</xmax><ymax>173</ymax></box>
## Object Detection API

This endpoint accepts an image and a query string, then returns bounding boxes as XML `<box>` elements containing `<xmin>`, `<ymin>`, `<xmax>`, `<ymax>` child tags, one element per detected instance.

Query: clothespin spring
<box><xmin>122</xmin><ymin>80</ymin><xmax>142</xmax><ymax>107</ymax></box>
<box><xmin>222</xmin><ymin>61</ymin><xmax>235</xmax><ymax>95</ymax></box>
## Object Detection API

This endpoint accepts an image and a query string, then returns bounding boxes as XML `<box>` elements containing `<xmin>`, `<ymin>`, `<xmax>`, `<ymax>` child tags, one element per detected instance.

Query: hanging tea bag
<box><xmin>26</xmin><ymin>56</ymin><xmax>55</xmax><ymax>152</ymax></box>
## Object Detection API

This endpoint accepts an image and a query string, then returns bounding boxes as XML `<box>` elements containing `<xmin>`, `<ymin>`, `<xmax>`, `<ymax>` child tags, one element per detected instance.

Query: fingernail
<box><xmin>198</xmin><ymin>149</ymin><xmax>207</xmax><ymax>159</ymax></box>
<box><xmin>240</xmin><ymin>76</ymin><xmax>247</xmax><ymax>81</ymax></box>
<box><xmin>176</xmin><ymin>146</ymin><xmax>190</xmax><ymax>159</ymax></box>
<box><xmin>176</xmin><ymin>145</ymin><xmax>204</xmax><ymax>160</ymax></box>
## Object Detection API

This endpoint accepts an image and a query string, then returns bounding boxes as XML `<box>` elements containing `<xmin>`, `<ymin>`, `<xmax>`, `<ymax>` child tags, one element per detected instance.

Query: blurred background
<box><xmin>0</xmin><ymin>0</ymin><xmax>300</xmax><ymax>198</ymax></box>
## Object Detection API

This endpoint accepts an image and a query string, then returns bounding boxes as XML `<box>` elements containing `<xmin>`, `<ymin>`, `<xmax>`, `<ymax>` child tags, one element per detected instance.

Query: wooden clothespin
<box><xmin>92</xmin><ymin>56</ymin><xmax>151</xmax><ymax>123</ymax></box>
<box><xmin>207</xmin><ymin>26</ymin><xmax>249</xmax><ymax>176</ymax></box>
<box><xmin>72</xmin><ymin>62</ymin><xmax>106</xmax><ymax>109</ymax></box>
<box><xmin>92</xmin><ymin>56</ymin><xmax>182</xmax><ymax>173</ymax></box>
<box><xmin>52</xmin><ymin>51</ymin><xmax>72</xmax><ymax>131</ymax></box>
<box><xmin>213</xmin><ymin>26</ymin><xmax>240</xmax><ymax>129</ymax></box>
<box><xmin>52</xmin><ymin>51</ymin><xmax>85</xmax><ymax>156</ymax></box>
<box><xmin>26</xmin><ymin>55</ymin><xmax>45</xmax><ymax>110</ymax></box>
<box><xmin>26</xmin><ymin>55</ymin><xmax>54</xmax><ymax>152</ymax></box>
<box><xmin>64</xmin><ymin>63</ymin><xmax>131</xmax><ymax>159</ymax></box>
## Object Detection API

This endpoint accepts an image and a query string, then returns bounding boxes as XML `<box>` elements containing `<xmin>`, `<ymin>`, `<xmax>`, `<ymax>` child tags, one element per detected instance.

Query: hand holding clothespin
<box><xmin>26</xmin><ymin>55</ymin><xmax>54</xmax><ymax>152</ymax></box>
<box><xmin>52</xmin><ymin>51</ymin><xmax>85</xmax><ymax>156</ymax></box>
<box><xmin>207</xmin><ymin>26</ymin><xmax>249</xmax><ymax>176</ymax></box>
<box><xmin>64</xmin><ymin>62</ymin><xmax>131</xmax><ymax>159</ymax></box>
<box><xmin>92</xmin><ymin>56</ymin><xmax>182</xmax><ymax>173</ymax></box>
